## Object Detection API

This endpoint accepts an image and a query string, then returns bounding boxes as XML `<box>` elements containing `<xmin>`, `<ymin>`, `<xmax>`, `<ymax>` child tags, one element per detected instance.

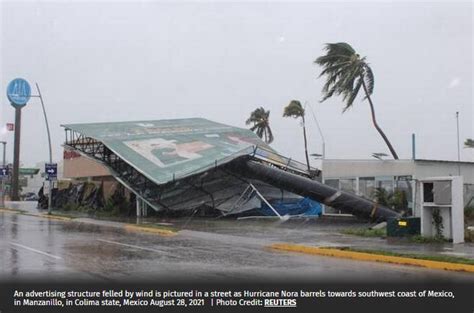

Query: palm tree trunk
<box><xmin>302</xmin><ymin>116</ymin><xmax>311</xmax><ymax>171</ymax></box>
<box><xmin>361</xmin><ymin>78</ymin><xmax>399</xmax><ymax>160</ymax></box>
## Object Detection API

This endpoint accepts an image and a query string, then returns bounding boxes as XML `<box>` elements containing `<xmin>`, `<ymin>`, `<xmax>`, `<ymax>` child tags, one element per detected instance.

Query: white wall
<box><xmin>414</xmin><ymin>161</ymin><xmax>474</xmax><ymax>184</ymax></box>
<box><xmin>323</xmin><ymin>159</ymin><xmax>415</xmax><ymax>179</ymax></box>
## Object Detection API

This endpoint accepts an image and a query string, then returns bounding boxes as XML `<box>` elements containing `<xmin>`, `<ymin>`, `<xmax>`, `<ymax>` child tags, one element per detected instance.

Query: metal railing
<box><xmin>250</xmin><ymin>145</ymin><xmax>316</xmax><ymax>177</ymax></box>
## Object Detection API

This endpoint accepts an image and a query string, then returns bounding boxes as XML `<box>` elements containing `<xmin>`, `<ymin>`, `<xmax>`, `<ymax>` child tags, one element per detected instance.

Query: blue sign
<box><xmin>7</xmin><ymin>78</ymin><xmax>31</xmax><ymax>108</ymax></box>
<box><xmin>0</xmin><ymin>167</ymin><xmax>9</xmax><ymax>178</ymax></box>
<box><xmin>45</xmin><ymin>163</ymin><xmax>57</xmax><ymax>181</ymax></box>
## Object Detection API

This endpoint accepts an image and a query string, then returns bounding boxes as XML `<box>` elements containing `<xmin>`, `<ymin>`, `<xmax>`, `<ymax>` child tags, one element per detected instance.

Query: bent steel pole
<box><xmin>228</xmin><ymin>159</ymin><xmax>401</xmax><ymax>221</ymax></box>
<box><xmin>35</xmin><ymin>83</ymin><xmax>53</xmax><ymax>214</ymax></box>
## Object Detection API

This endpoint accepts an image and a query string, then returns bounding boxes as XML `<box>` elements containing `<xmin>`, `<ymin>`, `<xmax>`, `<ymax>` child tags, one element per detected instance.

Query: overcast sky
<box><xmin>0</xmin><ymin>0</ymin><xmax>472</xmax><ymax>168</ymax></box>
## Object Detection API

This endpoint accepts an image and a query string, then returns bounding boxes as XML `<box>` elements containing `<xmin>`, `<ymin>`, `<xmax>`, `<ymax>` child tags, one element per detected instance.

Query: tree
<box><xmin>246</xmin><ymin>107</ymin><xmax>274</xmax><ymax>144</ymax></box>
<box><xmin>314</xmin><ymin>42</ymin><xmax>399</xmax><ymax>159</ymax></box>
<box><xmin>283</xmin><ymin>100</ymin><xmax>311</xmax><ymax>172</ymax></box>
<box><xmin>465</xmin><ymin>138</ymin><xmax>474</xmax><ymax>148</ymax></box>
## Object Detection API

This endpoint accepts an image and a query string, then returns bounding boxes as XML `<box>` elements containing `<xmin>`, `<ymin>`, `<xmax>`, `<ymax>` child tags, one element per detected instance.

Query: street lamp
<box><xmin>308</xmin><ymin>102</ymin><xmax>326</xmax><ymax>159</ymax></box>
<box><xmin>30</xmin><ymin>83</ymin><xmax>53</xmax><ymax>214</ymax></box>
<box><xmin>372</xmin><ymin>152</ymin><xmax>388</xmax><ymax>160</ymax></box>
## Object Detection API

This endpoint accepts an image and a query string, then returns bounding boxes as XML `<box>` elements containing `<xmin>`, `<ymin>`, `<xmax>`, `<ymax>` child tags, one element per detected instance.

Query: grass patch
<box><xmin>342</xmin><ymin>228</ymin><xmax>454</xmax><ymax>244</ymax></box>
<box><xmin>336</xmin><ymin>247</ymin><xmax>474</xmax><ymax>266</ymax></box>
<box><xmin>342</xmin><ymin>227</ymin><xmax>386</xmax><ymax>238</ymax></box>
<box><xmin>409</xmin><ymin>235</ymin><xmax>449</xmax><ymax>244</ymax></box>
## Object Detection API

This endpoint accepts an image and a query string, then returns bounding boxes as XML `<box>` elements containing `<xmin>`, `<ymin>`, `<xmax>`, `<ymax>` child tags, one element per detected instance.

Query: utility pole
<box><xmin>0</xmin><ymin>141</ymin><xmax>6</xmax><ymax>207</ymax></box>
<box><xmin>308</xmin><ymin>102</ymin><xmax>326</xmax><ymax>159</ymax></box>
<box><xmin>456</xmin><ymin>112</ymin><xmax>460</xmax><ymax>162</ymax></box>
<box><xmin>34</xmin><ymin>83</ymin><xmax>54</xmax><ymax>214</ymax></box>
<box><xmin>456</xmin><ymin>111</ymin><xmax>461</xmax><ymax>175</ymax></box>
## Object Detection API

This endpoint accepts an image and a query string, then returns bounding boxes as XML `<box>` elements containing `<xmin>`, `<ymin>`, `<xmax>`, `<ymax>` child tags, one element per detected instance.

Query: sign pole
<box><xmin>7</xmin><ymin>78</ymin><xmax>31</xmax><ymax>202</ymax></box>
<box><xmin>11</xmin><ymin>107</ymin><xmax>22</xmax><ymax>201</ymax></box>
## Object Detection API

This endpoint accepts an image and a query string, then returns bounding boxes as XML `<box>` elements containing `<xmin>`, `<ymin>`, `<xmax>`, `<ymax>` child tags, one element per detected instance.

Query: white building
<box><xmin>322</xmin><ymin>159</ymin><xmax>474</xmax><ymax>216</ymax></box>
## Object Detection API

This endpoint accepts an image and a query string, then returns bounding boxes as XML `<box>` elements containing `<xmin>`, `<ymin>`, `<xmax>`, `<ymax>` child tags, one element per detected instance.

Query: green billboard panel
<box><xmin>62</xmin><ymin>118</ymin><xmax>271</xmax><ymax>185</ymax></box>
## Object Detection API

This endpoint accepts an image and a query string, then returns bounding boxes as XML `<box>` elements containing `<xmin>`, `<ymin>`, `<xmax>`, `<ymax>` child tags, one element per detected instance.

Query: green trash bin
<box><xmin>387</xmin><ymin>217</ymin><xmax>420</xmax><ymax>237</ymax></box>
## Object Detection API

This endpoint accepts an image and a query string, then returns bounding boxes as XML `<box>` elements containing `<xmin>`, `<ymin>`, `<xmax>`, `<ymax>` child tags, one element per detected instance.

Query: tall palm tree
<box><xmin>465</xmin><ymin>138</ymin><xmax>474</xmax><ymax>148</ymax></box>
<box><xmin>314</xmin><ymin>42</ymin><xmax>399</xmax><ymax>159</ymax></box>
<box><xmin>246</xmin><ymin>107</ymin><xmax>274</xmax><ymax>144</ymax></box>
<box><xmin>283</xmin><ymin>100</ymin><xmax>311</xmax><ymax>172</ymax></box>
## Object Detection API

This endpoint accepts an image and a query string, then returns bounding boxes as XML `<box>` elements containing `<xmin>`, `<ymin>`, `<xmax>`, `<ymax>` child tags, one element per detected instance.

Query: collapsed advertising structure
<box><xmin>61</xmin><ymin>118</ymin><xmax>400</xmax><ymax>220</ymax></box>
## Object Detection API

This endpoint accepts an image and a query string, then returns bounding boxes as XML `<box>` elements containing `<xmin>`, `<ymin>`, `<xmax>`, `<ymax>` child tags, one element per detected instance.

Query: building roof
<box><xmin>62</xmin><ymin>118</ymin><xmax>271</xmax><ymax>185</ymax></box>
<box><xmin>414</xmin><ymin>159</ymin><xmax>474</xmax><ymax>165</ymax></box>
<box><xmin>323</xmin><ymin>159</ymin><xmax>474</xmax><ymax>165</ymax></box>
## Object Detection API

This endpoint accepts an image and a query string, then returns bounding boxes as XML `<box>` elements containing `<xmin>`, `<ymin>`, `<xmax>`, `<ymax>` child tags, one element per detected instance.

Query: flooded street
<box><xmin>0</xmin><ymin>202</ymin><xmax>473</xmax><ymax>282</ymax></box>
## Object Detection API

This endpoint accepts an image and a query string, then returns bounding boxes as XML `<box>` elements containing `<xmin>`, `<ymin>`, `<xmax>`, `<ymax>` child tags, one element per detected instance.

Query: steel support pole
<box><xmin>11</xmin><ymin>107</ymin><xmax>22</xmax><ymax>201</ymax></box>
<box><xmin>228</xmin><ymin>160</ymin><xmax>401</xmax><ymax>221</ymax></box>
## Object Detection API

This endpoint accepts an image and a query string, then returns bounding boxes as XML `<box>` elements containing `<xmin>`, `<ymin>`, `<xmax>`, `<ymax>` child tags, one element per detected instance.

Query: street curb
<box><xmin>0</xmin><ymin>208</ymin><xmax>22</xmax><ymax>214</ymax></box>
<box><xmin>1</xmin><ymin>207</ymin><xmax>177</xmax><ymax>237</ymax></box>
<box><xmin>269</xmin><ymin>243</ymin><xmax>474</xmax><ymax>273</ymax></box>
<box><xmin>1</xmin><ymin>208</ymin><xmax>75</xmax><ymax>221</ymax></box>
<box><xmin>37</xmin><ymin>213</ymin><xmax>74</xmax><ymax>221</ymax></box>
<box><xmin>124</xmin><ymin>225</ymin><xmax>177</xmax><ymax>237</ymax></box>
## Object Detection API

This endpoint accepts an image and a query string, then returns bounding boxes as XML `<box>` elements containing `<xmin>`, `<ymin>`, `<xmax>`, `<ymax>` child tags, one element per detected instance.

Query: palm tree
<box><xmin>465</xmin><ymin>138</ymin><xmax>474</xmax><ymax>148</ymax></box>
<box><xmin>246</xmin><ymin>107</ymin><xmax>274</xmax><ymax>144</ymax></box>
<box><xmin>283</xmin><ymin>100</ymin><xmax>311</xmax><ymax>172</ymax></box>
<box><xmin>314</xmin><ymin>42</ymin><xmax>399</xmax><ymax>159</ymax></box>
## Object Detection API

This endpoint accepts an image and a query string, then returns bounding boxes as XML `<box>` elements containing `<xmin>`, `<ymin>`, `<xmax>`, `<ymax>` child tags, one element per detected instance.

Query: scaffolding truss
<box><xmin>63</xmin><ymin>127</ymin><xmax>317</xmax><ymax>213</ymax></box>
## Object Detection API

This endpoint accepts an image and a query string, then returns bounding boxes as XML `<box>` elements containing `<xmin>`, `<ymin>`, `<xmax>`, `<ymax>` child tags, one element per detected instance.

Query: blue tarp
<box><xmin>259</xmin><ymin>197</ymin><xmax>322</xmax><ymax>216</ymax></box>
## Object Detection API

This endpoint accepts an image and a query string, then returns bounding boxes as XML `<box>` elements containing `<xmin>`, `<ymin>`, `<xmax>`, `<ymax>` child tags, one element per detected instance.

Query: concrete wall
<box><xmin>63</xmin><ymin>149</ymin><xmax>125</xmax><ymax>200</ymax></box>
<box><xmin>419</xmin><ymin>177</ymin><xmax>464</xmax><ymax>243</ymax></box>
<box><xmin>414</xmin><ymin>160</ymin><xmax>474</xmax><ymax>184</ymax></box>
<box><xmin>322</xmin><ymin>159</ymin><xmax>474</xmax><ymax>183</ymax></box>
<box><xmin>63</xmin><ymin>149</ymin><xmax>111</xmax><ymax>178</ymax></box>
<box><xmin>323</xmin><ymin>159</ymin><xmax>415</xmax><ymax>179</ymax></box>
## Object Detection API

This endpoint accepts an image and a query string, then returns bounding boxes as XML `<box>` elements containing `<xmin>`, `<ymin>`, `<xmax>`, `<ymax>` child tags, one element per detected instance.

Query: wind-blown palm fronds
<box><xmin>315</xmin><ymin>42</ymin><xmax>399</xmax><ymax>159</ymax></box>
<box><xmin>246</xmin><ymin>107</ymin><xmax>274</xmax><ymax>144</ymax></box>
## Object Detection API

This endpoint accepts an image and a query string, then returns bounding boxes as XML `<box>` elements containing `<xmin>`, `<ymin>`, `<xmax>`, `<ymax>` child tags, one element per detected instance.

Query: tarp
<box><xmin>260</xmin><ymin>197</ymin><xmax>322</xmax><ymax>216</ymax></box>
<box><xmin>62</xmin><ymin>118</ymin><xmax>270</xmax><ymax>185</ymax></box>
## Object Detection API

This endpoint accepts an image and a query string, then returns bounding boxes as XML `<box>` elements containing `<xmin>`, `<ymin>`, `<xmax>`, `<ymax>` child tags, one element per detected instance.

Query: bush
<box><xmin>374</xmin><ymin>188</ymin><xmax>408</xmax><ymax>214</ymax></box>
<box><xmin>465</xmin><ymin>205</ymin><xmax>474</xmax><ymax>219</ymax></box>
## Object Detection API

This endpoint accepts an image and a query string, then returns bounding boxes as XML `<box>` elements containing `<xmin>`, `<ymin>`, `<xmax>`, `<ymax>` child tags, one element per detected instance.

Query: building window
<box><xmin>377</xmin><ymin>179</ymin><xmax>394</xmax><ymax>194</ymax></box>
<box><xmin>325</xmin><ymin>179</ymin><xmax>339</xmax><ymax>189</ymax></box>
<box><xmin>340</xmin><ymin>178</ymin><xmax>356</xmax><ymax>194</ymax></box>
<box><xmin>359</xmin><ymin>177</ymin><xmax>375</xmax><ymax>199</ymax></box>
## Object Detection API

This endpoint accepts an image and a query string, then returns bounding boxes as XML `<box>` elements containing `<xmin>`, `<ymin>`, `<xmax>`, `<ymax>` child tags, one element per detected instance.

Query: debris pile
<box><xmin>38</xmin><ymin>182</ymin><xmax>105</xmax><ymax>211</ymax></box>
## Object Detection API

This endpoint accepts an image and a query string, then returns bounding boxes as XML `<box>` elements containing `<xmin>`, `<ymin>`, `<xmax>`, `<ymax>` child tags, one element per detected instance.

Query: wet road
<box><xmin>1</xmin><ymin>205</ymin><xmax>473</xmax><ymax>282</ymax></box>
